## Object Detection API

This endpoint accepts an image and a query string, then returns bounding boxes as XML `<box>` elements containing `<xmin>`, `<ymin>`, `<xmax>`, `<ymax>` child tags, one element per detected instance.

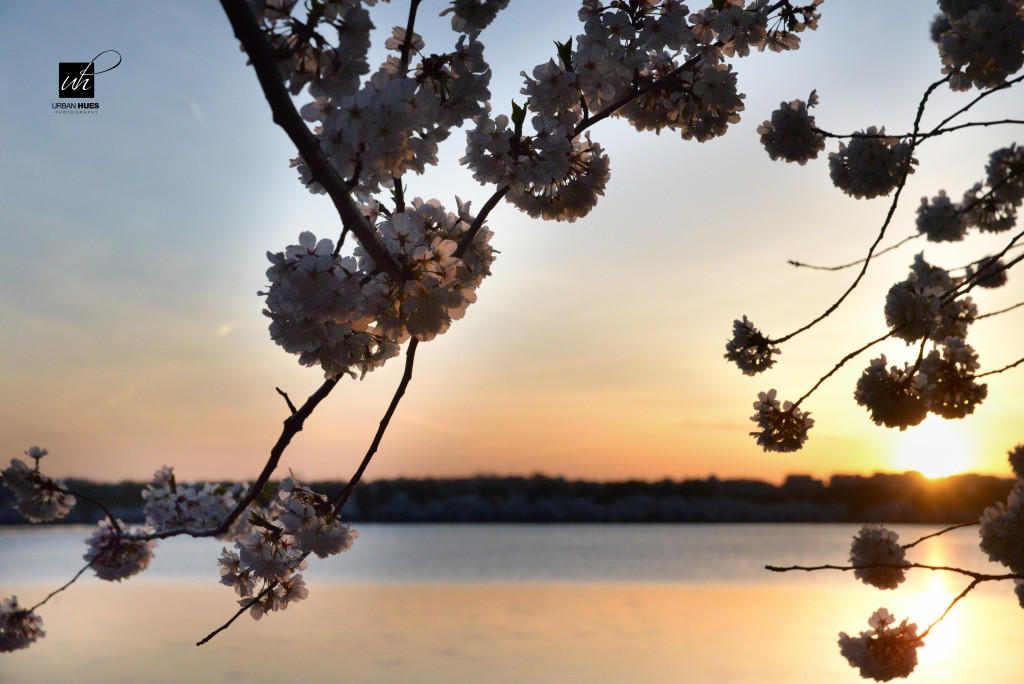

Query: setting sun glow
<box><xmin>894</xmin><ymin>415</ymin><xmax>975</xmax><ymax>478</ymax></box>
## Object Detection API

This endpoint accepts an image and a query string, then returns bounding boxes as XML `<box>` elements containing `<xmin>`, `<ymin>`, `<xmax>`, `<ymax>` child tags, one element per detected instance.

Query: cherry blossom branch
<box><xmin>28</xmin><ymin>559</ymin><xmax>96</xmax><ymax>612</ymax></box>
<box><xmin>771</xmin><ymin>76</ymin><xmax>951</xmax><ymax>346</ymax></box>
<box><xmin>927</xmin><ymin>74</ymin><xmax>1024</xmax><ymax>135</ymax></box>
<box><xmin>787</xmin><ymin>234</ymin><xmax>921</xmax><ymax>271</ymax></box>
<box><xmin>141</xmin><ymin>376</ymin><xmax>340</xmax><ymax>541</ymax></box>
<box><xmin>977</xmin><ymin>300</ymin><xmax>1024</xmax><ymax>320</ymax></box>
<box><xmin>275</xmin><ymin>387</ymin><xmax>298</xmax><ymax>415</ymax></box>
<box><xmin>978</xmin><ymin>354</ymin><xmax>1024</xmax><ymax>377</ymax></box>
<box><xmin>901</xmin><ymin>521</ymin><xmax>978</xmax><ymax>549</ymax></box>
<box><xmin>792</xmin><ymin>329</ymin><xmax>896</xmax><ymax>407</ymax></box>
<box><xmin>219</xmin><ymin>0</ymin><xmax>405</xmax><ymax>281</ymax></box>
<box><xmin>764</xmin><ymin>562</ymin><xmax>1021</xmax><ymax>582</ymax></box>
<box><xmin>331</xmin><ymin>338</ymin><xmax>419</xmax><ymax>514</ymax></box>
<box><xmin>54</xmin><ymin>485</ymin><xmax>122</xmax><ymax>534</ymax></box>
<box><xmin>919</xmin><ymin>578</ymin><xmax>980</xmax><ymax>638</ymax></box>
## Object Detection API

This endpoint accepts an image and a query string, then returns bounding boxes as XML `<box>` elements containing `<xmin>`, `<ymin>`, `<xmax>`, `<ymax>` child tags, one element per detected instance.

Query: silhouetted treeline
<box><xmin>1</xmin><ymin>471</ymin><xmax>1015</xmax><ymax>525</ymax></box>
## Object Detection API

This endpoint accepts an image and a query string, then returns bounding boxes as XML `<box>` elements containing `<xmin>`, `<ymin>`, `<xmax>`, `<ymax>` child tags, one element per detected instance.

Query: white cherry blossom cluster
<box><xmin>934</xmin><ymin>0</ymin><xmax>1024</xmax><ymax>91</ymax></box>
<box><xmin>0</xmin><ymin>597</ymin><xmax>44</xmax><ymax>653</ymax></box>
<box><xmin>1008</xmin><ymin>443</ymin><xmax>1024</xmax><ymax>479</ymax></box>
<box><xmin>853</xmin><ymin>356</ymin><xmax>928</xmax><ymax>431</ymax></box>
<box><xmin>277</xmin><ymin>478</ymin><xmax>359</xmax><ymax>558</ymax></box>
<box><xmin>978</xmin><ymin>479</ymin><xmax>1024</xmax><ymax>575</ymax></box>
<box><xmin>263</xmin><ymin>198</ymin><xmax>493</xmax><ymax>377</ymax></box>
<box><xmin>883</xmin><ymin>255</ymin><xmax>976</xmax><ymax>344</ymax></box>
<box><xmin>723</xmin><ymin>315</ymin><xmax>779</xmax><ymax>375</ymax></box>
<box><xmin>966</xmin><ymin>256</ymin><xmax>1009</xmax><ymax>288</ymax></box>
<box><xmin>265</xmin><ymin>2</ymin><xmax>493</xmax><ymax>198</ymax></box>
<box><xmin>219</xmin><ymin>477</ymin><xmax>357</xmax><ymax>620</ymax></box>
<box><xmin>838</xmin><ymin>608</ymin><xmax>923</xmax><ymax>682</ymax></box>
<box><xmin>757</xmin><ymin>92</ymin><xmax>825</xmax><ymax>165</ymax></box>
<box><xmin>83</xmin><ymin>519</ymin><xmax>156</xmax><ymax>582</ymax></box>
<box><xmin>444</xmin><ymin>0</ymin><xmax>509</xmax><ymax>35</ymax></box>
<box><xmin>849</xmin><ymin>525</ymin><xmax>909</xmax><ymax>590</ymax></box>
<box><xmin>919</xmin><ymin>336</ymin><xmax>988</xmax><ymax>419</ymax></box>
<box><xmin>749</xmin><ymin>389</ymin><xmax>813</xmax><ymax>453</ymax></box>
<box><xmin>828</xmin><ymin>127</ymin><xmax>916</xmax><ymax>200</ymax></box>
<box><xmin>0</xmin><ymin>455</ymin><xmax>76</xmax><ymax>523</ymax></box>
<box><xmin>916</xmin><ymin>190</ymin><xmax>968</xmax><ymax>242</ymax></box>
<box><xmin>142</xmin><ymin>466</ymin><xmax>249</xmax><ymax>538</ymax></box>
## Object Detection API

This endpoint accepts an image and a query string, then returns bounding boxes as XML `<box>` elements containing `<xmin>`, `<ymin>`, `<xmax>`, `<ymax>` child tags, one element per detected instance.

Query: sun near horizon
<box><xmin>892</xmin><ymin>414</ymin><xmax>978</xmax><ymax>479</ymax></box>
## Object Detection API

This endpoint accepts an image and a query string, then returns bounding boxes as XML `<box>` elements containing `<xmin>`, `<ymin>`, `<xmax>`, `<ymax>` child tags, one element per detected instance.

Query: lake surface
<box><xmin>1</xmin><ymin>524</ymin><xmax>1021</xmax><ymax>683</ymax></box>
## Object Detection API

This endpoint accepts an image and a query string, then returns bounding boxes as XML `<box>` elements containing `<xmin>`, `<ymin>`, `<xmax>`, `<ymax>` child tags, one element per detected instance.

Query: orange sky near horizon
<box><xmin>1</xmin><ymin>1</ymin><xmax>1022</xmax><ymax>486</ymax></box>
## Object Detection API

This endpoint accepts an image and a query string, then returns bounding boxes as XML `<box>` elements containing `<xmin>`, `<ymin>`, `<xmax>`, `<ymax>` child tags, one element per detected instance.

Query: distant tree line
<box><xmin>1</xmin><ymin>471</ymin><xmax>1014</xmax><ymax>526</ymax></box>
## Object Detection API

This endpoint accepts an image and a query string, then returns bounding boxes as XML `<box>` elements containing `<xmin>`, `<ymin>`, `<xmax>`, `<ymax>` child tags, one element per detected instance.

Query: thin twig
<box><xmin>788</xmin><ymin>234</ymin><xmax>921</xmax><ymax>272</ymax></box>
<box><xmin>275</xmin><ymin>387</ymin><xmax>298</xmax><ymax>415</ymax></box>
<box><xmin>29</xmin><ymin>560</ymin><xmax>96</xmax><ymax>612</ymax></box>
<box><xmin>978</xmin><ymin>354</ymin><xmax>1024</xmax><ymax>378</ymax></box>
<box><xmin>764</xmin><ymin>562</ymin><xmax>1022</xmax><ymax>582</ymax></box>
<box><xmin>919</xmin><ymin>579</ymin><xmax>980</xmax><ymax>638</ymax></box>
<box><xmin>773</xmin><ymin>76</ymin><xmax>951</xmax><ymax>346</ymax></box>
<box><xmin>332</xmin><ymin>338</ymin><xmax>420</xmax><ymax>514</ymax></box>
<box><xmin>793</xmin><ymin>330</ymin><xmax>895</xmax><ymax>407</ymax></box>
<box><xmin>902</xmin><ymin>521</ymin><xmax>978</xmax><ymax>549</ymax></box>
<box><xmin>140</xmin><ymin>376</ymin><xmax>340</xmax><ymax>541</ymax></box>
<box><xmin>56</xmin><ymin>486</ymin><xmax>122</xmax><ymax>534</ymax></box>
<box><xmin>977</xmin><ymin>300</ymin><xmax>1024</xmax><ymax>320</ymax></box>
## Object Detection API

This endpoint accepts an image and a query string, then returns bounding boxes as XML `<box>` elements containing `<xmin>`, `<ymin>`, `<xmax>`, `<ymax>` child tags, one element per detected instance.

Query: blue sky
<box><xmin>2</xmin><ymin>1</ymin><xmax>1022</xmax><ymax>483</ymax></box>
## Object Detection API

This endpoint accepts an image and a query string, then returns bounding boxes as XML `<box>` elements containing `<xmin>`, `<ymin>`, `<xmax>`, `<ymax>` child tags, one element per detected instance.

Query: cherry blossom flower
<box><xmin>724</xmin><ymin>316</ymin><xmax>779</xmax><ymax>375</ymax></box>
<box><xmin>83</xmin><ymin>519</ymin><xmax>156</xmax><ymax>582</ymax></box>
<box><xmin>1</xmin><ymin>458</ymin><xmax>76</xmax><ymax>523</ymax></box>
<box><xmin>978</xmin><ymin>479</ymin><xmax>1024</xmax><ymax>574</ymax></box>
<box><xmin>916</xmin><ymin>190</ymin><xmax>968</xmax><ymax>242</ymax></box>
<box><xmin>919</xmin><ymin>337</ymin><xmax>988</xmax><ymax>419</ymax></box>
<box><xmin>758</xmin><ymin>95</ymin><xmax>825</xmax><ymax>165</ymax></box>
<box><xmin>854</xmin><ymin>357</ymin><xmax>928</xmax><ymax>431</ymax></box>
<box><xmin>828</xmin><ymin>127</ymin><xmax>915</xmax><ymax>199</ymax></box>
<box><xmin>749</xmin><ymin>389</ymin><xmax>813</xmax><ymax>452</ymax></box>
<box><xmin>142</xmin><ymin>466</ymin><xmax>249</xmax><ymax>539</ymax></box>
<box><xmin>838</xmin><ymin>608</ymin><xmax>922</xmax><ymax>682</ymax></box>
<box><xmin>936</xmin><ymin>0</ymin><xmax>1024</xmax><ymax>91</ymax></box>
<box><xmin>850</xmin><ymin>525</ymin><xmax>910</xmax><ymax>590</ymax></box>
<box><xmin>966</xmin><ymin>257</ymin><xmax>1009</xmax><ymax>289</ymax></box>
<box><xmin>1008</xmin><ymin>444</ymin><xmax>1024</xmax><ymax>479</ymax></box>
<box><xmin>0</xmin><ymin>596</ymin><xmax>44</xmax><ymax>652</ymax></box>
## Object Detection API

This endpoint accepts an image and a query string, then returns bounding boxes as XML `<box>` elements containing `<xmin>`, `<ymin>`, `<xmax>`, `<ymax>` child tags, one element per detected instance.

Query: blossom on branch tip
<box><xmin>979</xmin><ymin>479</ymin><xmax>1024</xmax><ymax>574</ymax></box>
<box><xmin>1008</xmin><ymin>444</ymin><xmax>1024</xmax><ymax>479</ymax></box>
<box><xmin>0</xmin><ymin>596</ymin><xmax>44</xmax><ymax>652</ymax></box>
<box><xmin>916</xmin><ymin>190</ymin><xmax>968</xmax><ymax>242</ymax></box>
<box><xmin>749</xmin><ymin>389</ymin><xmax>813</xmax><ymax>453</ymax></box>
<box><xmin>724</xmin><ymin>316</ymin><xmax>778</xmax><ymax>375</ymax></box>
<box><xmin>83</xmin><ymin>519</ymin><xmax>156</xmax><ymax>582</ymax></box>
<box><xmin>936</xmin><ymin>1</ymin><xmax>1024</xmax><ymax>91</ymax></box>
<box><xmin>1</xmin><ymin>458</ymin><xmax>76</xmax><ymax>523</ymax></box>
<box><xmin>757</xmin><ymin>96</ymin><xmax>825</xmax><ymax>165</ymax></box>
<box><xmin>919</xmin><ymin>337</ymin><xmax>987</xmax><ymax>419</ymax></box>
<box><xmin>828</xmin><ymin>127</ymin><xmax>915</xmax><ymax>199</ymax></box>
<box><xmin>838</xmin><ymin>608</ymin><xmax>922</xmax><ymax>682</ymax></box>
<box><xmin>850</xmin><ymin>525</ymin><xmax>910</xmax><ymax>590</ymax></box>
<box><xmin>854</xmin><ymin>356</ymin><xmax>928</xmax><ymax>431</ymax></box>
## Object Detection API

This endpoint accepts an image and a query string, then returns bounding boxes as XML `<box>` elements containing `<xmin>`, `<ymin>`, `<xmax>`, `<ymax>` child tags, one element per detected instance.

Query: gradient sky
<box><xmin>2</xmin><ymin>1</ymin><xmax>1022</xmax><ymax>484</ymax></box>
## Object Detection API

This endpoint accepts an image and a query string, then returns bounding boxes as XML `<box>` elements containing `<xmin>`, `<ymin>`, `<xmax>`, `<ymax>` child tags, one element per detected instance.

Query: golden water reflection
<box><xmin>1</xmin><ymin>579</ymin><xmax>1018</xmax><ymax>683</ymax></box>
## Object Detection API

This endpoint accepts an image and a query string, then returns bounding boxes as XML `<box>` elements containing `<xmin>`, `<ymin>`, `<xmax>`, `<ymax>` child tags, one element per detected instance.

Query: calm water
<box><xmin>1</xmin><ymin>524</ymin><xmax>1021</xmax><ymax>683</ymax></box>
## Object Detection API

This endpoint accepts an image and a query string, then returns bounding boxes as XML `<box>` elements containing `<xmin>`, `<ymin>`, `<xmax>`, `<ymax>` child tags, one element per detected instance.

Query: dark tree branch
<box><xmin>331</xmin><ymin>338</ymin><xmax>419</xmax><ymax>514</ymax></box>
<box><xmin>141</xmin><ymin>376</ymin><xmax>340</xmax><ymax>541</ymax></box>
<box><xmin>276</xmin><ymin>387</ymin><xmax>298</xmax><ymax>415</ymax></box>
<box><xmin>219</xmin><ymin>0</ymin><xmax>405</xmax><ymax>281</ymax></box>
